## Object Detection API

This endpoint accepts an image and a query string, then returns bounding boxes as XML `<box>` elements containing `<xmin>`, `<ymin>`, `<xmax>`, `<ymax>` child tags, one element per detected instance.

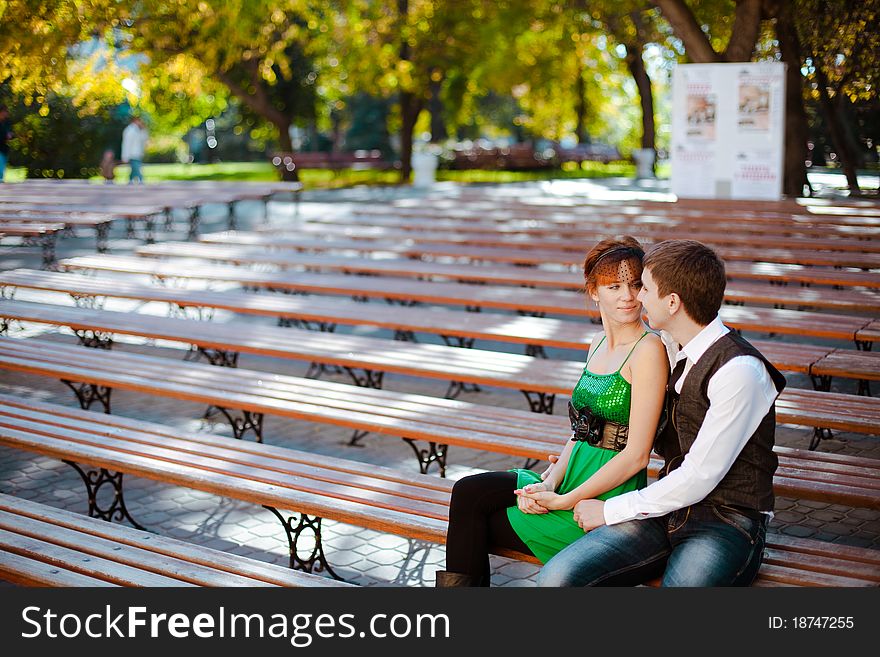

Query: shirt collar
<box><xmin>675</xmin><ymin>316</ymin><xmax>729</xmax><ymax>366</ymax></box>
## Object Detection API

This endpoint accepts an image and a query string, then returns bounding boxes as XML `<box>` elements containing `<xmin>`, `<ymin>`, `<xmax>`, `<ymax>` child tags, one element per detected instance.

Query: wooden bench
<box><xmin>204</xmin><ymin>229</ymin><xmax>880</xmax><ymax>312</ymax></box>
<box><xmin>1</xmin><ymin>329</ymin><xmax>879</xmax><ymax>471</ymax></box>
<box><xmin>0</xmin><ymin>297</ymin><xmax>869</xmax><ymax>416</ymax></box>
<box><xmin>241</xmin><ymin>221</ymin><xmax>880</xmax><ymax>260</ymax></box>
<box><xmin>8</xmin><ymin>270</ymin><xmax>880</xmax><ymax>397</ymax></box>
<box><xmin>0</xmin><ymin>212</ymin><xmax>116</xmax><ymax>252</ymax></box>
<box><xmin>133</xmin><ymin>239</ymin><xmax>880</xmax><ymax>294</ymax></box>
<box><xmin>0</xmin><ymin>269</ymin><xmax>840</xmax><ymax>370</ymax></box>
<box><xmin>145</xmin><ymin>232</ymin><xmax>880</xmax><ymax>272</ymax></box>
<box><xmin>0</xmin><ymin>221</ymin><xmax>65</xmax><ymax>269</ymax></box>
<box><xmin>128</xmin><ymin>245</ymin><xmax>879</xmax><ymax>348</ymax></box>
<box><xmin>7</xmin><ymin>179</ymin><xmax>303</xmax><ymax>231</ymax></box>
<box><xmin>0</xmin><ymin>494</ymin><xmax>352</xmax><ymax>587</ymax></box>
<box><xmin>57</xmin><ymin>253</ymin><xmax>880</xmax><ymax>323</ymax></box>
<box><xmin>272</xmin><ymin>150</ymin><xmax>396</xmax><ymax>178</ymax></box>
<box><xmin>350</xmin><ymin>202</ymin><xmax>880</xmax><ymax>237</ymax></box>
<box><xmin>55</xmin><ymin>254</ymin><xmax>880</xmax><ymax>353</ymax></box>
<box><xmin>0</xmin><ymin>394</ymin><xmax>876</xmax><ymax>587</ymax></box>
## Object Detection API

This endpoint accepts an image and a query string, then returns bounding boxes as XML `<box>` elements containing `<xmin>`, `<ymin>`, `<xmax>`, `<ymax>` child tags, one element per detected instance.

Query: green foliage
<box><xmin>8</xmin><ymin>92</ymin><xmax>128</xmax><ymax>178</ymax></box>
<box><xmin>344</xmin><ymin>93</ymin><xmax>393</xmax><ymax>155</ymax></box>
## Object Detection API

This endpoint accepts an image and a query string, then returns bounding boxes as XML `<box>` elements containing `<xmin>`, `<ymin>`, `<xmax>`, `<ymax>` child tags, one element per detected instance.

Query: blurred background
<box><xmin>0</xmin><ymin>0</ymin><xmax>877</xmax><ymax>195</ymax></box>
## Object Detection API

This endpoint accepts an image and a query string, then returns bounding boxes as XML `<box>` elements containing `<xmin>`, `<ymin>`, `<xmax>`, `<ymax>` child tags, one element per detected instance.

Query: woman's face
<box><xmin>590</xmin><ymin>259</ymin><xmax>644</xmax><ymax>324</ymax></box>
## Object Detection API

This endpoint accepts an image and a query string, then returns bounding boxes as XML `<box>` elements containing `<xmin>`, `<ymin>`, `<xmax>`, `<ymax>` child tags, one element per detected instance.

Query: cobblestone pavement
<box><xmin>0</xmin><ymin>178</ymin><xmax>877</xmax><ymax>587</ymax></box>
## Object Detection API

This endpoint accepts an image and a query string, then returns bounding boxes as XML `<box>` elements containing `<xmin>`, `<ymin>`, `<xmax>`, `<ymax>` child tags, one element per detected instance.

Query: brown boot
<box><xmin>434</xmin><ymin>570</ymin><xmax>478</xmax><ymax>587</ymax></box>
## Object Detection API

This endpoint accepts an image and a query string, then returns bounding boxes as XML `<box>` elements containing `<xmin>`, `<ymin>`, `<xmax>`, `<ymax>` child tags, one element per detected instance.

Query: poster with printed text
<box><xmin>671</xmin><ymin>62</ymin><xmax>785</xmax><ymax>200</ymax></box>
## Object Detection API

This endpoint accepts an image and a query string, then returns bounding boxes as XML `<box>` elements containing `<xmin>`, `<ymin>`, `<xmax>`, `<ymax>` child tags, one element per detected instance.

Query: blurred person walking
<box><xmin>121</xmin><ymin>116</ymin><xmax>148</xmax><ymax>184</ymax></box>
<box><xmin>0</xmin><ymin>105</ymin><xmax>12</xmax><ymax>183</ymax></box>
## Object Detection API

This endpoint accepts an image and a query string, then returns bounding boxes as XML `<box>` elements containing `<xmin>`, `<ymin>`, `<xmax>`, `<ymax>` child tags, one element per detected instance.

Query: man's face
<box><xmin>637</xmin><ymin>267</ymin><xmax>668</xmax><ymax>330</ymax></box>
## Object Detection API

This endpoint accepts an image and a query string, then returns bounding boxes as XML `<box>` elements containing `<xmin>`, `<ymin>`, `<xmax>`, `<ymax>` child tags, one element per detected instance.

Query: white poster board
<box><xmin>671</xmin><ymin>62</ymin><xmax>786</xmax><ymax>200</ymax></box>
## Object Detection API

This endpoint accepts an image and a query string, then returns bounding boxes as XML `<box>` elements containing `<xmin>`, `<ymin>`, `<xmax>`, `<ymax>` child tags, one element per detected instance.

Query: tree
<box><xmin>0</xmin><ymin>0</ymin><xmax>121</xmax><ymax>106</ymax></box>
<box><xmin>794</xmin><ymin>0</ymin><xmax>880</xmax><ymax>195</ymax></box>
<box><xmin>116</xmin><ymin>0</ymin><xmax>325</xmax><ymax>180</ymax></box>
<box><xmin>327</xmin><ymin>0</ymin><xmax>509</xmax><ymax>180</ymax></box>
<box><xmin>650</xmin><ymin>0</ymin><xmax>815</xmax><ymax>196</ymax></box>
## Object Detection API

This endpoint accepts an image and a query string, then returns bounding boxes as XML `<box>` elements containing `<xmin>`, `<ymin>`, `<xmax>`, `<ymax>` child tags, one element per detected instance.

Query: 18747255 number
<box><xmin>769</xmin><ymin>617</ymin><xmax>854</xmax><ymax>629</ymax></box>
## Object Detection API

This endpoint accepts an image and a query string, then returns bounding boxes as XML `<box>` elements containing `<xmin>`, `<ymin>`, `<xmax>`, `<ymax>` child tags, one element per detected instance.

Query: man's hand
<box><xmin>572</xmin><ymin>499</ymin><xmax>606</xmax><ymax>532</ymax></box>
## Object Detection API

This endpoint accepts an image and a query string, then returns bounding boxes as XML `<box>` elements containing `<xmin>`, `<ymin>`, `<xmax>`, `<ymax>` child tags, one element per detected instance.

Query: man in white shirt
<box><xmin>121</xmin><ymin>116</ymin><xmax>148</xmax><ymax>184</ymax></box>
<box><xmin>537</xmin><ymin>239</ymin><xmax>786</xmax><ymax>586</ymax></box>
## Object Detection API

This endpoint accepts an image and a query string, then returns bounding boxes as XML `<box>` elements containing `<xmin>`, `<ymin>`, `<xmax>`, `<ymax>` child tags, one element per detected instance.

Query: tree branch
<box><xmin>723</xmin><ymin>0</ymin><xmax>763</xmax><ymax>61</ymax></box>
<box><xmin>652</xmin><ymin>0</ymin><xmax>720</xmax><ymax>62</ymax></box>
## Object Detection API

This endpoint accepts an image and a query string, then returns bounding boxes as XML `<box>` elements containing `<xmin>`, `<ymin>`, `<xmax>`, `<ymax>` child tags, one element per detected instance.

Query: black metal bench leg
<box><xmin>809</xmin><ymin>427</ymin><xmax>834</xmax><ymax>451</ymax></box>
<box><xmin>440</xmin><ymin>335</ymin><xmax>474</xmax><ymax>349</ymax></box>
<box><xmin>187</xmin><ymin>206</ymin><xmax>201</xmax><ymax>239</ymax></box>
<box><xmin>525</xmin><ymin>344</ymin><xmax>547</xmax><ymax>358</ymax></box>
<box><xmin>520</xmin><ymin>390</ymin><xmax>556</xmax><ymax>414</ymax></box>
<box><xmin>402</xmin><ymin>438</ymin><xmax>448</xmax><ymax>477</ymax></box>
<box><xmin>72</xmin><ymin>328</ymin><xmax>114</xmax><ymax>350</ymax></box>
<box><xmin>185</xmin><ymin>346</ymin><xmax>239</xmax><ymax>368</ymax></box>
<box><xmin>41</xmin><ymin>233</ymin><xmax>58</xmax><ymax>270</ymax></box>
<box><xmin>343</xmin><ymin>367</ymin><xmax>384</xmax><ymax>389</ymax></box>
<box><xmin>263</xmin><ymin>506</ymin><xmax>343</xmax><ymax>581</ymax></box>
<box><xmin>227</xmin><ymin>201</ymin><xmax>237</xmax><ymax>230</ymax></box>
<box><xmin>64</xmin><ymin>460</ymin><xmax>146</xmax><ymax>530</ymax></box>
<box><xmin>444</xmin><ymin>380</ymin><xmax>481</xmax><ymax>399</ymax></box>
<box><xmin>61</xmin><ymin>380</ymin><xmax>112</xmax><ymax>414</ymax></box>
<box><xmin>142</xmin><ymin>216</ymin><xmax>156</xmax><ymax>244</ymax></box>
<box><xmin>810</xmin><ymin>374</ymin><xmax>832</xmax><ymax>392</ymax></box>
<box><xmin>347</xmin><ymin>429</ymin><xmax>369</xmax><ymax>447</ymax></box>
<box><xmin>202</xmin><ymin>406</ymin><xmax>264</xmax><ymax>442</ymax></box>
<box><xmin>95</xmin><ymin>222</ymin><xmax>111</xmax><ymax>253</ymax></box>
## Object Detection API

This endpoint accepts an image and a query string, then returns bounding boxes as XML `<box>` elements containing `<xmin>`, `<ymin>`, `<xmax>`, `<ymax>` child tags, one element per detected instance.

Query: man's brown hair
<box><xmin>643</xmin><ymin>239</ymin><xmax>726</xmax><ymax>326</ymax></box>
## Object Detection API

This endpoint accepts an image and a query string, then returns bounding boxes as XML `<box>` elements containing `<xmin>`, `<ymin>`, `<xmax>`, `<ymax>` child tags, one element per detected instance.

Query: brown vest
<box><xmin>654</xmin><ymin>331</ymin><xmax>786</xmax><ymax>512</ymax></box>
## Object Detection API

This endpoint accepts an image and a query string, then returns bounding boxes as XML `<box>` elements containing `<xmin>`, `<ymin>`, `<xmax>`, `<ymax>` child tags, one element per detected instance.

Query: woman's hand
<box><xmin>515</xmin><ymin>484</ymin><xmax>574</xmax><ymax>512</ymax></box>
<box><xmin>513</xmin><ymin>482</ymin><xmax>550</xmax><ymax>514</ymax></box>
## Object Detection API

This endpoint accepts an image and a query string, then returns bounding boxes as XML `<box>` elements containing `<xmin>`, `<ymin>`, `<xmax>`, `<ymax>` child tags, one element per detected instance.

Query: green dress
<box><xmin>506</xmin><ymin>332</ymin><xmax>650</xmax><ymax>563</ymax></box>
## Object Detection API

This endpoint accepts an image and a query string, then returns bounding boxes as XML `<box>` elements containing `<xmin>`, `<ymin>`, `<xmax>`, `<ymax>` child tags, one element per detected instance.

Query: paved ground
<box><xmin>0</xmin><ymin>176</ymin><xmax>877</xmax><ymax>587</ymax></box>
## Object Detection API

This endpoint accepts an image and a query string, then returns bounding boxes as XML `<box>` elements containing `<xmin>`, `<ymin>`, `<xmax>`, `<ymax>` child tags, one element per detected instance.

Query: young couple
<box><xmin>438</xmin><ymin>237</ymin><xmax>786</xmax><ymax>587</ymax></box>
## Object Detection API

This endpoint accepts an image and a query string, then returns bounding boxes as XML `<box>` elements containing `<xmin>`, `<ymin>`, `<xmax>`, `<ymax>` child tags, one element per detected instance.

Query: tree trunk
<box><xmin>625</xmin><ymin>42</ymin><xmax>655</xmax><ymax>150</ymax></box>
<box><xmin>275</xmin><ymin>118</ymin><xmax>297</xmax><ymax>181</ymax></box>
<box><xmin>772</xmin><ymin>0</ymin><xmax>811</xmax><ymax>197</ymax></box>
<box><xmin>215</xmin><ymin>67</ymin><xmax>298</xmax><ymax>181</ymax></box>
<box><xmin>574</xmin><ymin>63</ymin><xmax>588</xmax><ymax>144</ymax></box>
<box><xmin>428</xmin><ymin>70</ymin><xmax>447</xmax><ymax>143</ymax></box>
<box><xmin>652</xmin><ymin>0</ymin><xmax>720</xmax><ymax>62</ymax></box>
<box><xmin>722</xmin><ymin>0</ymin><xmax>763</xmax><ymax>61</ymax></box>
<box><xmin>814</xmin><ymin>58</ymin><xmax>861</xmax><ymax>194</ymax></box>
<box><xmin>399</xmin><ymin>92</ymin><xmax>423</xmax><ymax>181</ymax></box>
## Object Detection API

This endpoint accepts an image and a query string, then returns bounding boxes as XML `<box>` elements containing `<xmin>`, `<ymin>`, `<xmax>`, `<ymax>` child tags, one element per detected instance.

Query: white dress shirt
<box><xmin>603</xmin><ymin>317</ymin><xmax>781</xmax><ymax>525</ymax></box>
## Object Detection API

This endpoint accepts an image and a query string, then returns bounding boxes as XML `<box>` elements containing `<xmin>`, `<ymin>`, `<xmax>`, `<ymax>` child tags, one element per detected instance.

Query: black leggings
<box><xmin>445</xmin><ymin>471</ymin><xmax>533</xmax><ymax>585</ymax></box>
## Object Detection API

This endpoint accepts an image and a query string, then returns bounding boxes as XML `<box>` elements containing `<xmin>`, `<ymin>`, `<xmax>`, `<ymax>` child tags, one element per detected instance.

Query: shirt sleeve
<box><xmin>603</xmin><ymin>355</ymin><xmax>779</xmax><ymax>525</ymax></box>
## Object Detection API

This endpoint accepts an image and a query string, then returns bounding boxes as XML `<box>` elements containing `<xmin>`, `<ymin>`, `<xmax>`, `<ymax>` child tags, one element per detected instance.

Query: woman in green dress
<box><xmin>436</xmin><ymin>236</ymin><xmax>669</xmax><ymax>586</ymax></box>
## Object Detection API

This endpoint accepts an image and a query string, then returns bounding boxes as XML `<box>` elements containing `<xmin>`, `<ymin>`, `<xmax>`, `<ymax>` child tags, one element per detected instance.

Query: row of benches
<box><xmin>1</xmin><ymin>331</ymin><xmax>878</xmax><ymax>473</ymax></box>
<box><xmin>0</xmin><ymin>494</ymin><xmax>350</xmax><ymax>587</ymax></box>
<box><xmin>64</xmin><ymin>250</ymin><xmax>880</xmax><ymax>352</ymax></box>
<box><xmin>1</xmin><ymin>394</ymin><xmax>877</xmax><ymax>586</ymax></box>
<box><xmin>0</xmin><ymin>273</ymin><xmax>877</xmax><ymax>398</ymax></box>
<box><xmin>141</xmin><ymin>236</ymin><xmax>880</xmax><ymax>280</ymax></box>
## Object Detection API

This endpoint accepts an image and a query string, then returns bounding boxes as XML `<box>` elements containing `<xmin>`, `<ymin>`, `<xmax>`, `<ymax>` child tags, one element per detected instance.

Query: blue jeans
<box><xmin>0</xmin><ymin>151</ymin><xmax>7</xmax><ymax>182</ymax></box>
<box><xmin>537</xmin><ymin>503</ymin><xmax>768</xmax><ymax>587</ymax></box>
<box><xmin>128</xmin><ymin>159</ymin><xmax>143</xmax><ymax>183</ymax></box>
